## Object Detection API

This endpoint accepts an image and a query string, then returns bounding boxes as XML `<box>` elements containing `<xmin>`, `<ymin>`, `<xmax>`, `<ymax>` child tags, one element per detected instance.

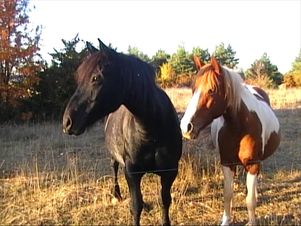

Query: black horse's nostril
<box><xmin>63</xmin><ymin>116</ymin><xmax>72</xmax><ymax>133</ymax></box>
<box><xmin>187</xmin><ymin>122</ymin><xmax>193</xmax><ymax>133</ymax></box>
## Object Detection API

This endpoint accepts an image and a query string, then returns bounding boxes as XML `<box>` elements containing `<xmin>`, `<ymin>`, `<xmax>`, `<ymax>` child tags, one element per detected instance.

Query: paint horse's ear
<box><xmin>211</xmin><ymin>57</ymin><xmax>221</xmax><ymax>75</ymax></box>
<box><xmin>86</xmin><ymin>42</ymin><xmax>98</xmax><ymax>53</ymax></box>
<box><xmin>193</xmin><ymin>55</ymin><xmax>204</xmax><ymax>71</ymax></box>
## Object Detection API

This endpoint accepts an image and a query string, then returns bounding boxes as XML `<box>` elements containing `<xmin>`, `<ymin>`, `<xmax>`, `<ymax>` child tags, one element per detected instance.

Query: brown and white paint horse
<box><xmin>181</xmin><ymin>57</ymin><xmax>280</xmax><ymax>225</ymax></box>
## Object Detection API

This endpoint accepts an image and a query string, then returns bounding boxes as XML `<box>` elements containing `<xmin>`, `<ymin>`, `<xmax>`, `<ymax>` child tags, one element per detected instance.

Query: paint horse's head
<box><xmin>63</xmin><ymin>39</ymin><xmax>124</xmax><ymax>135</ymax></box>
<box><xmin>181</xmin><ymin>57</ymin><xmax>230</xmax><ymax>139</ymax></box>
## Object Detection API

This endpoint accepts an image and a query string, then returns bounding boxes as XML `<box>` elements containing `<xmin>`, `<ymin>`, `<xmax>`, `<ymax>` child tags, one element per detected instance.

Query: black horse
<box><xmin>62</xmin><ymin>39</ymin><xmax>182</xmax><ymax>226</ymax></box>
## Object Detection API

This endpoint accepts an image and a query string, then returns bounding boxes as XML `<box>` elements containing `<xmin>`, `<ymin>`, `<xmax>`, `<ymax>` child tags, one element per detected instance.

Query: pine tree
<box><xmin>191</xmin><ymin>47</ymin><xmax>210</xmax><ymax>64</ymax></box>
<box><xmin>127</xmin><ymin>46</ymin><xmax>150</xmax><ymax>63</ymax></box>
<box><xmin>170</xmin><ymin>45</ymin><xmax>194</xmax><ymax>75</ymax></box>
<box><xmin>151</xmin><ymin>49</ymin><xmax>170</xmax><ymax>74</ymax></box>
<box><xmin>213</xmin><ymin>43</ymin><xmax>239</xmax><ymax>69</ymax></box>
<box><xmin>30</xmin><ymin>35</ymin><xmax>85</xmax><ymax>120</ymax></box>
<box><xmin>245</xmin><ymin>53</ymin><xmax>283</xmax><ymax>88</ymax></box>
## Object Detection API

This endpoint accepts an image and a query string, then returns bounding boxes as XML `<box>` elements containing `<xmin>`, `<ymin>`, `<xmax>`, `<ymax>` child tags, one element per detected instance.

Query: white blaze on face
<box><xmin>180</xmin><ymin>89</ymin><xmax>201</xmax><ymax>134</ymax></box>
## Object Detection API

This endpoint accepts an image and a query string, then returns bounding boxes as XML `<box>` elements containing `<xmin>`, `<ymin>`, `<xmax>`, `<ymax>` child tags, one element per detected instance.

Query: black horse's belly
<box><xmin>104</xmin><ymin>106</ymin><xmax>149</xmax><ymax>165</ymax></box>
<box><xmin>104</xmin><ymin>105</ymin><xmax>180</xmax><ymax>172</ymax></box>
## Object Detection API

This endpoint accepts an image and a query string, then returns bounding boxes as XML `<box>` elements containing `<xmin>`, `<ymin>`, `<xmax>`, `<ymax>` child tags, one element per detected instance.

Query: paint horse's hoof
<box><xmin>220</xmin><ymin>215</ymin><xmax>231</xmax><ymax>226</ymax></box>
<box><xmin>111</xmin><ymin>197</ymin><xmax>120</xmax><ymax>205</ymax></box>
<box><xmin>245</xmin><ymin>220</ymin><xmax>257</xmax><ymax>226</ymax></box>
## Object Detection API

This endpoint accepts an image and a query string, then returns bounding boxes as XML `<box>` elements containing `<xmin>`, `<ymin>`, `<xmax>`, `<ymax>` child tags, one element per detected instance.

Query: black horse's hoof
<box><xmin>112</xmin><ymin>185</ymin><xmax>122</xmax><ymax>201</ymax></box>
<box><xmin>143</xmin><ymin>202</ymin><xmax>153</xmax><ymax>212</ymax></box>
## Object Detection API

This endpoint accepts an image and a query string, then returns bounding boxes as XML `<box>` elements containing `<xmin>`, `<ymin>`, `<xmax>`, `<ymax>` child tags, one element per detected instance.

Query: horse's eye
<box><xmin>92</xmin><ymin>75</ymin><xmax>98</xmax><ymax>82</ymax></box>
<box><xmin>91</xmin><ymin>74</ymin><xmax>102</xmax><ymax>84</ymax></box>
<box><xmin>208</xmin><ymin>89</ymin><xmax>216</xmax><ymax>95</ymax></box>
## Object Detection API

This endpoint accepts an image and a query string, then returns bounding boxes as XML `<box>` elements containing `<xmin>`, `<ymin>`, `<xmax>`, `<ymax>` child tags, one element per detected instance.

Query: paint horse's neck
<box><xmin>223</xmin><ymin>85</ymin><xmax>264</xmax><ymax>130</ymax></box>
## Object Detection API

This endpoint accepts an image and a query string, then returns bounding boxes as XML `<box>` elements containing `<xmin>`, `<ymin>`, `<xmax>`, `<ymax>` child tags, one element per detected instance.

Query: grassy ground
<box><xmin>0</xmin><ymin>88</ymin><xmax>301</xmax><ymax>225</ymax></box>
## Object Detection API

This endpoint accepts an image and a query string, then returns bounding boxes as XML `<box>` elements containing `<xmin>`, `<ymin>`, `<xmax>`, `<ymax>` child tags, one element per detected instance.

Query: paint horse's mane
<box><xmin>221</xmin><ymin>67</ymin><xmax>244</xmax><ymax>113</ymax></box>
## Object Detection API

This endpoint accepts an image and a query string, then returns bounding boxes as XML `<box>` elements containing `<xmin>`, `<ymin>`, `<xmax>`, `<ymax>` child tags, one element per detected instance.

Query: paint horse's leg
<box><xmin>246</xmin><ymin>172</ymin><xmax>257</xmax><ymax>225</ymax></box>
<box><xmin>221</xmin><ymin>166</ymin><xmax>234</xmax><ymax>226</ymax></box>
<box><xmin>124</xmin><ymin>162</ymin><xmax>144</xmax><ymax>226</ymax></box>
<box><xmin>111</xmin><ymin>158</ymin><xmax>122</xmax><ymax>200</ymax></box>
<box><xmin>160</xmin><ymin>170</ymin><xmax>178</xmax><ymax>226</ymax></box>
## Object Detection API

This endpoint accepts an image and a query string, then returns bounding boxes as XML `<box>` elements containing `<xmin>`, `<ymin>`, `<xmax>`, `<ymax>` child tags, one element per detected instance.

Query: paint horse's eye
<box><xmin>208</xmin><ymin>89</ymin><xmax>216</xmax><ymax>96</ymax></box>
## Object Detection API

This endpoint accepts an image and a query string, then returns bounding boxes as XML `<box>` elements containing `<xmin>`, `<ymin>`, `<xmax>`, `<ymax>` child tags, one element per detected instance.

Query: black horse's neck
<box><xmin>119</xmin><ymin>54</ymin><xmax>166</xmax><ymax>128</ymax></box>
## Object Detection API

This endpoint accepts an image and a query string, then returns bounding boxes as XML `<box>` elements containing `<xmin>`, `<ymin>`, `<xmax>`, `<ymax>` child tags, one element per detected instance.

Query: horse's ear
<box><xmin>211</xmin><ymin>57</ymin><xmax>220</xmax><ymax>74</ymax></box>
<box><xmin>98</xmin><ymin>38</ymin><xmax>117</xmax><ymax>56</ymax></box>
<box><xmin>86</xmin><ymin>42</ymin><xmax>98</xmax><ymax>53</ymax></box>
<box><xmin>193</xmin><ymin>55</ymin><xmax>204</xmax><ymax>71</ymax></box>
<box><xmin>98</xmin><ymin>38</ymin><xmax>109</xmax><ymax>51</ymax></box>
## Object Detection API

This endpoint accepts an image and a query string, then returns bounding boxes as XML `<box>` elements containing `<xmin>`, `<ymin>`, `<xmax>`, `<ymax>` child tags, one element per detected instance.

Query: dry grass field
<box><xmin>0</xmin><ymin>88</ymin><xmax>301</xmax><ymax>225</ymax></box>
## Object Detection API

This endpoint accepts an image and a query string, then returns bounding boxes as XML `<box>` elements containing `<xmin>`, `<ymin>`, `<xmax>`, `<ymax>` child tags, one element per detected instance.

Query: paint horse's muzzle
<box><xmin>181</xmin><ymin>122</ymin><xmax>195</xmax><ymax>140</ymax></box>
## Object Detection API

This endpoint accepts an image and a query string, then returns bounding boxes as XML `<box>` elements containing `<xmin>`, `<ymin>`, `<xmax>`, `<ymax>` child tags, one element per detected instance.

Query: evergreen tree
<box><xmin>151</xmin><ymin>49</ymin><xmax>170</xmax><ymax>74</ymax></box>
<box><xmin>127</xmin><ymin>46</ymin><xmax>150</xmax><ymax>63</ymax></box>
<box><xmin>29</xmin><ymin>35</ymin><xmax>86</xmax><ymax>120</ymax></box>
<box><xmin>213</xmin><ymin>43</ymin><xmax>239</xmax><ymax>69</ymax></box>
<box><xmin>245</xmin><ymin>53</ymin><xmax>283</xmax><ymax>88</ymax></box>
<box><xmin>170</xmin><ymin>45</ymin><xmax>194</xmax><ymax>75</ymax></box>
<box><xmin>191</xmin><ymin>47</ymin><xmax>210</xmax><ymax>64</ymax></box>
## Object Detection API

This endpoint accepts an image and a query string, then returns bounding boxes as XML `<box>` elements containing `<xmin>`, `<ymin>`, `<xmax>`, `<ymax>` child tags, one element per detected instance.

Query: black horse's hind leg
<box><xmin>111</xmin><ymin>158</ymin><xmax>122</xmax><ymax>200</ymax></box>
<box><xmin>124</xmin><ymin>164</ymin><xmax>144</xmax><ymax>226</ymax></box>
<box><xmin>160</xmin><ymin>170</ymin><xmax>178</xmax><ymax>226</ymax></box>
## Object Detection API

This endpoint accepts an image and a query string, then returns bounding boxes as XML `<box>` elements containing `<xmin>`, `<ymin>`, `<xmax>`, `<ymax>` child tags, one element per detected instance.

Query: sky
<box><xmin>29</xmin><ymin>0</ymin><xmax>301</xmax><ymax>73</ymax></box>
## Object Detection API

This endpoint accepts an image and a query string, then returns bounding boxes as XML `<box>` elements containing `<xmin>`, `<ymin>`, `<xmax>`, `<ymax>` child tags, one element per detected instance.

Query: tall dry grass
<box><xmin>165</xmin><ymin>87</ymin><xmax>301</xmax><ymax>112</ymax></box>
<box><xmin>1</xmin><ymin>88</ymin><xmax>301</xmax><ymax>225</ymax></box>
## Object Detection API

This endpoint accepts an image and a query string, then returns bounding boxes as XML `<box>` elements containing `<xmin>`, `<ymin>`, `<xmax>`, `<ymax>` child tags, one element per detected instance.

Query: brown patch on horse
<box><xmin>252</xmin><ymin>86</ymin><xmax>271</xmax><ymax>106</ymax></box>
<box><xmin>218</xmin><ymin>124</ymin><xmax>240</xmax><ymax>167</ymax></box>
<box><xmin>239</xmin><ymin>134</ymin><xmax>261</xmax><ymax>175</ymax></box>
<box><xmin>262</xmin><ymin>131</ymin><xmax>281</xmax><ymax>160</ymax></box>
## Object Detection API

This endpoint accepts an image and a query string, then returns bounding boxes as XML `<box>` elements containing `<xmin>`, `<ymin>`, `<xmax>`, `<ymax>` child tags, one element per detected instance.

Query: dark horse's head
<box><xmin>63</xmin><ymin>39</ymin><xmax>124</xmax><ymax>135</ymax></box>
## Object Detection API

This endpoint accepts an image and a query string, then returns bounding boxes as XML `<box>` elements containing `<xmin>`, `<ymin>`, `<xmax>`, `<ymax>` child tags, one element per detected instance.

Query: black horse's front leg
<box><xmin>111</xmin><ymin>158</ymin><xmax>122</xmax><ymax>200</ymax></box>
<box><xmin>124</xmin><ymin>163</ymin><xmax>144</xmax><ymax>226</ymax></box>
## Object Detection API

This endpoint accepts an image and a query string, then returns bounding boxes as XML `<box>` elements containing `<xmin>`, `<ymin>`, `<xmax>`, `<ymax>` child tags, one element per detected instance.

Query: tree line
<box><xmin>0</xmin><ymin>0</ymin><xmax>300</xmax><ymax>122</ymax></box>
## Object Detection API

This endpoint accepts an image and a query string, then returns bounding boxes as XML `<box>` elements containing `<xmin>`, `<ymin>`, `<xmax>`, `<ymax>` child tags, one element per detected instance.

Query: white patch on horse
<box><xmin>241</xmin><ymin>86</ymin><xmax>280</xmax><ymax>154</ymax></box>
<box><xmin>180</xmin><ymin>89</ymin><xmax>201</xmax><ymax>134</ymax></box>
<box><xmin>244</xmin><ymin>84</ymin><xmax>264</xmax><ymax>99</ymax></box>
<box><xmin>221</xmin><ymin>166</ymin><xmax>234</xmax><ymax>226</ymax></box>
<box><xmin>211</xmin><ymin>116</ymin><xmax>225</xmax><ymax>151</ymax></box>
<box><xmin>246</xmin><ymin>172</ymin><xmax>257</xmax><ymax>225</ymax></box>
